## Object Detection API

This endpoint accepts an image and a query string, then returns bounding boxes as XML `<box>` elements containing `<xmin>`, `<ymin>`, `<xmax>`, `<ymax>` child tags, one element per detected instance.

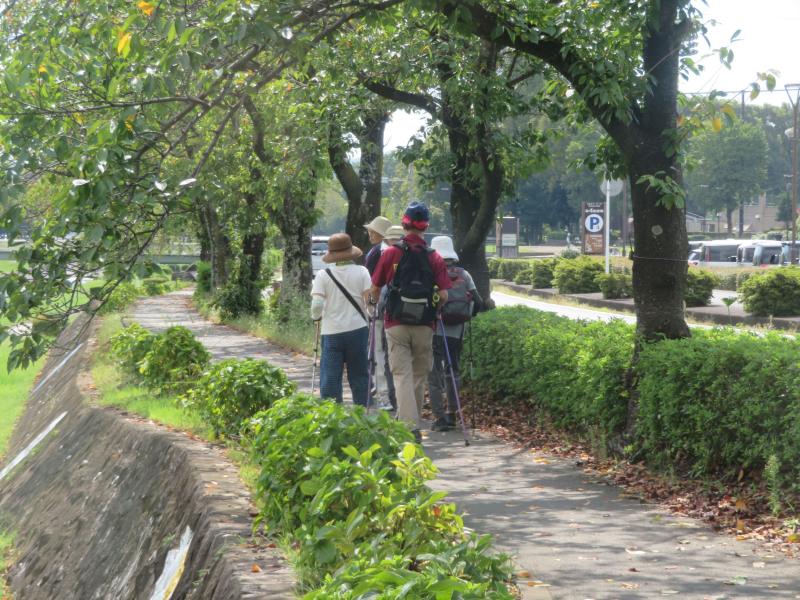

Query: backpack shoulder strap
<box><xmin>325</xmin><ymin>268</ymin><xmax>368</xmax><ymax>323</ymax></box>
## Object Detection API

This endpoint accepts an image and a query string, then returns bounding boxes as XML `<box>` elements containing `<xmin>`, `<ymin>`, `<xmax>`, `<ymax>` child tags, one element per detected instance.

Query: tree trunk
<box><xmin>726</xmin><ymin>207</ymin><xmax>734</xmax><ymax>235</ymax></box>
<box><xmin>738</xmin><ymin>201</ymin><xmax>745</xmax><ymax>238</ymax></box>
<box><xmin>198</xmin><ymin>200</ymin><xmax>231</xmax><ymax>289</ymax></box>
<box><xmin>329</xmin><ymin>109</ymin><xmax>389</xmax><ymax>251</ymax></box>
<box><xmin>274</xmin><ymin>190</ymin><xmax>315</xmax><ymax>316</ymax></box>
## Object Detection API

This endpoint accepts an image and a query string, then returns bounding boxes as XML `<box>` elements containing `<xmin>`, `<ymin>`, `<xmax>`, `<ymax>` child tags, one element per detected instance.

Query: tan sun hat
<box><xmin>364</xmin><ymin>216</ymin><xmax>392</xmax><ymax>238</ymax></box>
<box><xmin>384</xmin><ymin>225</ymin><xmax>404</xmax><ymax>242</ymax></box>
<box><xmin>322</xmin><ymin>233</ymin><xmax>363</xmax><ymax>263</ymax></box>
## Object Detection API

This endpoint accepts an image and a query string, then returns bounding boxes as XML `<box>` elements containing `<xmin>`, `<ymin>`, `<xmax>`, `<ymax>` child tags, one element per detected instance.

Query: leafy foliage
<box><xmin>636</xmin><ymin>329</ymin><xmax>800</xmax><ymax>490</ymax></box>
<box><xmin>739</xmin><ymin>268</ymin><xmax>800</xmax><ymax>316</ymax></box>
<box><xmin>96</xmin><ymin>282</ymin><xmax>142</xmax><ymax>315</ymax></box>
<box><xmin>109</xmin><ymin>322</ymin><xmax>155</xmax><ymax>378</ymax></box>
<box><xmin>247</xmin><ymin>395</ymin><xmax>514</xmax><ymax>593</ymax></box>
<box><xmin>552</xmin><ymin>256</ymin><xmax>602</xmax><ymax>294</ymax></box>
<box><xmin>212</xmin><ymin>281</ymin><xmax>264</xmax><ymax>321</ymax></box>
<box><xmin>684</xmin><ymin>268</ymin><xmax>719</xmax><ymax>307</ymax></box>
<box><xmin>139</xmin><ymin>326</ymin><xmax>210</xmax><ymax>394</ymax></box>
<box><xmin>182</xmin><ymin>358</ymin><xmax>295</xmax><ymax>438</ymax></box>
<box><xmin>595</xmin><ymin>272</ymin><xmax>632</xmax><ymax>299</ymax></box>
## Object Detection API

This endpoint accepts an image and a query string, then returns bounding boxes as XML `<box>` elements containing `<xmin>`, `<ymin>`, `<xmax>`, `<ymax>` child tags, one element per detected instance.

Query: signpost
<box><xmin>496</xmin><ymin>216</ymin><xmax>519</xmax><ymax>258</ymax></box>
<box><xmin>599</xmin><ymin>179</ymin><xmax>624</xmax><ymax>273</ymax></box>
<box><xmin>582</xmin><ymin>202</ymin><xmax>605</xmax><ymax>255</ymax></box>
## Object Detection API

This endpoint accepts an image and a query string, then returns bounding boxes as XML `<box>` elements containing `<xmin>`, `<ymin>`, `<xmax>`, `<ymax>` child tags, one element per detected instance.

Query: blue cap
<box><xmin>403</xmin><ymin>201</ymin><xmax>430</xmax><ymax>223</ymax></box>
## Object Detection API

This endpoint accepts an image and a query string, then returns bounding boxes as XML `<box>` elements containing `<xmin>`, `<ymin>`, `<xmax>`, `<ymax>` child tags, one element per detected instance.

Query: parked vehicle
<box><xmin>781</xmin><ymin>241</ymin><xmax>800</xmax><ymax>265</ymax></box>
<box><xmin>751</xmin><ymin>241</ymin><xmax>783</xmax><ymax>266</ymax></box>
<box><xmin>311</xmin><ymin>235</ymin><xmax>329</xmax><ymax>274</ymax></box>
<box><xmin>688</xmin><ymin>239</ymin><xmax>742</xmax><ymax>268</ymax></box>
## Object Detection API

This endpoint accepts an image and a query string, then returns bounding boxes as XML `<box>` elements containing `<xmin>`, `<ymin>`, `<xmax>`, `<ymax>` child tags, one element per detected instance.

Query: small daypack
<box><xmin>441</xmin><ymin>266</ymin><xmax>473</xmax><ymax>325</ymax></box>
<box><xmin>386</xmin><ymin>241</ymin><xmax>438</xmax><ymax>325</ymax></box>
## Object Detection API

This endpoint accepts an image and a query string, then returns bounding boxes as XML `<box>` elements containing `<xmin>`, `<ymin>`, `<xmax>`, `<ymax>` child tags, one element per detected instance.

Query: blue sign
<box><xmin>584</xmin><ymin>214</ymin><xmax>604</xmax><ymax>234</ymax></box>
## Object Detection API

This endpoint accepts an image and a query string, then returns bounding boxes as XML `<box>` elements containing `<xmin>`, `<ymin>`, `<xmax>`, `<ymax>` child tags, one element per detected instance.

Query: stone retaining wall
<box><xmin>0</xmin><ymin>315</ymin><xmax>294</xmax><ymax>599</ymax></box>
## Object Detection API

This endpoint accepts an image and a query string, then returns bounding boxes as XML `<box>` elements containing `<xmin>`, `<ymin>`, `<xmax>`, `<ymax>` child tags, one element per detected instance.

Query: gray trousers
<box><xmin>427</xmin><ymin>335</ymin><xmax>462</xmax><ymax>419</ymax></box>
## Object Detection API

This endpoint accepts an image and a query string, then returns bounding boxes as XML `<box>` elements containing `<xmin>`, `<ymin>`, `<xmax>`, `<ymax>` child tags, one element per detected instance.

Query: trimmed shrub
<box><xmin>139</xmin><ymin>325</ymin><xmax>211</xmax><ymax>394</ymax></box>
<box><xmin>552</xmin><ymin>256</ymin><xmax>603</xmax><ymax>293</ymax></box>
<box><xmin>684</xmin><ymin>268</ymin><xmax>719</xmax><ymax>306</ymax></box>
<box><xmin>739</xmin><ymin>268</ymin><xmax>800</xmax><ymax>316</ymax></box>
<box><xmin>183</xmin><ymin>358</ymin><xmax>295</xmax><ymax>437</ymax></box>
<box><xmin>494</xmin><ymin>259</ymin><xmax>532</xmax><ymax>282</ymax></box>
<box><xmin>109</xmin><ymin>322</ymin><xmax>155</xmax><ymax>377</ymax></box>
<box><xmin>636</xmin><ymin>329</ymin><xmax>800</xmax><ymax>488</ymax></box>
<box><xmin>595</xmin><ymin>272</ymin><xmax>632</xmax><ymax>299</ymax></box>
<box><xmin>529</xmin><ymin>258</ymin><xmax>559</xmax><ymax>288</ymax></box>
<box><xmin>513</xmin><ymin>268</ymin><xmax>533</xmax><ymax>285</ymax></box>
<box><xmin>464</xmin><ymin>307</ymin><xmax>632</xmax><ymax>436</ymax></box>
<box><xmin>213</xmin><ymin>281</ymin><xmax>264</xmax><ymax>320</ymax></box>
<box><xmin>487</xmin><ymin>258</ymin><xmax>501</xmax><ymax>279</ymax></box>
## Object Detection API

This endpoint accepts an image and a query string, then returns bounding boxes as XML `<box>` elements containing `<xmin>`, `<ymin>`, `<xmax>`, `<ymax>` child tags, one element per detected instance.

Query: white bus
<box><xmin>688</xmin><ymin>240</ymin><xmax>742</xmax><ymax>268</ymax></box>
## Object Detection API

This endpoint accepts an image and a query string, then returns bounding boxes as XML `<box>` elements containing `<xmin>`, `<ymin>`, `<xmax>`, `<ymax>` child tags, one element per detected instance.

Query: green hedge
<box><xmin>685</xmin><ymin>268</ymin><xmax>719</xmax><ymax>307</ymax></box>
<box><xmin>637</xmin><ymin>329</ymin><xmax>800</xmax><ymax>490</ymax></box>
<box><xmin>552</xmin><ymin>256</ymin><xmax>603</xmax><ymax>294</ymax></box>
<box><xmin>464</xmin><ymin>306</ymin><xmax>800</xmax><ymax>492</ymax></box>
<box><xmin>739</xmin><ymin>268</ymin><xmax>800</xmax><ymax>316</ymax></box>
<box><xmin>247</xmin><ymin>395</ymin><xmax>514</xmax><ymax>596</ymax></box>
<box><xmin>465</xmin><ymin>307</ymin><xmax>632</xmax><ymax>436</ymax></box>
<box><xmin>595</xmin><ymin>272</ymin><xmax>632</xmax><ymax>299</ymax></box>
<box><xmin>109</xmin><ymin>323</ymin><xmax>155</xmax><ymax>378</ymax></box>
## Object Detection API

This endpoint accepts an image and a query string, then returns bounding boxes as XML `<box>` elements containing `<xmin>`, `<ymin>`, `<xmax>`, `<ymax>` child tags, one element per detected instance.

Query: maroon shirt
<box><xmin>371</xmin><ymin>233</ymin><xmax>452</xmax><ymax>329</ymax></box>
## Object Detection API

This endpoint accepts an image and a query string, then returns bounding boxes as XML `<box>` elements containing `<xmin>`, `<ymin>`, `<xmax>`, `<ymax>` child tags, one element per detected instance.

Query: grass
<box><xmin>0</xmin><ymin>530</ymin><xmax>15</xmax><ymax>600</ymax></box>
<box><xmin>0</xmin><ymin>343</ymin><xmax>45</xmax><ymax>459</ymax></box>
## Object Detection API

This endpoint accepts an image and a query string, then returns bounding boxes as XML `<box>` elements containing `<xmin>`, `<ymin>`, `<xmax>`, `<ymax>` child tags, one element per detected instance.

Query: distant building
<box><xmin>691</xmin><ymin>193</ymin><xmax>782</xmax><ymax>234</ymax></box>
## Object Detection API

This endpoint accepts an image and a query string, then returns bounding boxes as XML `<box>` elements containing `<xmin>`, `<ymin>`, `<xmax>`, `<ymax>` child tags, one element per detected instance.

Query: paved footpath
<box><xmin>131</xmin><ymin>290</ymin><xmax>800</xmax><ymax>600</ymax></box>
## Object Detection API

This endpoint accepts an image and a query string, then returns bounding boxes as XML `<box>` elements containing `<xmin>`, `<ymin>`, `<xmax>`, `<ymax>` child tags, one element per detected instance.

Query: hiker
<box><xmin>427</xmin><ymin>235</ymin><xmax>484</xmax><ymax>431</ymax></box>
<box><xmin>370</xmin><ymin>202</ymin><xmax>451</xmax><ymax>442</ymax></box>
<box><xmin>363</xmin><ymin>216</ymin><xmax>393</xmax><ymax>275</ymax></box>
<box><xmin>372</xmin><ymin>225</ymin><xmax>405</xmax><ymax>410</ymax></box>
<box><xmin>310</xmin><ymin>233</ymin><xmax>372</xmax><ymax>406</ymax></box>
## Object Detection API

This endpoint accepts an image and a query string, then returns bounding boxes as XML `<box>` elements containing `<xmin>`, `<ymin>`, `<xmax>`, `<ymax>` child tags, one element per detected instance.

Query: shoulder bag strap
<box><xmin>325</xmin><ymin>268</ymin><xmax>368</xmax><ymax>323</ymax></box>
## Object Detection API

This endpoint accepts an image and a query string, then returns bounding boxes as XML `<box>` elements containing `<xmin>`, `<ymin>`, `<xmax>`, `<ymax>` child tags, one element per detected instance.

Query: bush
<box><xmin>142</xmin><ymin>276</ymin><xmax>171</xmax><ymax>296</ymax></box>
<box><xmin>559</xmin><ymin>247</ymin><xmax>581</xmax><ymax>259</ymax></box>
<box><xmin>109</xmin><ymin>322</ymin><xmax>155</xmax><ymax>377</ymax></box>
<box><xmin>183</xmin><ymin>358</ymin><xmax>295</xmax><ymax>437</ymax></box>
<box><xmin>139</xmin><ymin>325</ymin><xmax>211</xmax><ymax>394</ymax></box>
<box><xmin>464</xmin><ymin>307</ymin><xmax>632</xmax><ymax>436</ymax></box>
<box><xmin>636</xmin><ymin>329</ymin><xmax>800</xmax><ymax>488</ymax></box>
<box><xmin>529</xmin><ymin>258</ymin><xmax>558</xmax><ymax>288</ymax></box>
<box><xmin>196</xmin><ymin>261</ymin><xmax>212</xmax><ymax>294</ymax></box>
<box><xmin>213</xmin><ymin>281</ymin><xmax>264</xmax><ymax>320</ymax></box>
<box><xmin>595</xmin><ymin>272</ymin><xmax>632</xmax><ymax>299</ymax></box>
<box><xmin>512</xmin><ymin>268</ymin><xmax>532</xmax><ymax>285</ymax></box>
<box><xmin>246</xmin><ymin>396</ymin><xmax>514</xmax><ymax>593</ymax></box>
<box><xmin>98</xmin><ymin>281</ymin><xmax>141</xmax><ymax>314</ymax></box>
<box><xmin>684</xmin><ymin>268</ymin><xmax>719</xmax><ymax>306</ymax></box>
<box><xmin>494</xmin><ymin>259</ymin><xmax>532</xmax><ymax>282</ymax></box>
<box><xmin>739</xmin><ymin>268</ymin><xmax>800</xmax><ymax>316</ymax></box>
<box><xmin>552</xmin><ymin>256</ymin><xmax>603</xmax><ymax>293</ymax></box>
<box><xmin>487</xmin><ymin>258</ymin><xmax>501</xmax><ymax>279</ymax></box>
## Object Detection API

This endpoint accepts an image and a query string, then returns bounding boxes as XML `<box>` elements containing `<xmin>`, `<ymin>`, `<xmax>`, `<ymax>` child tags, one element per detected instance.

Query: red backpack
<box><xmin>441</xmin><ymin>266</ymin><xmax>473</xmax><ymax>325</ymax></box>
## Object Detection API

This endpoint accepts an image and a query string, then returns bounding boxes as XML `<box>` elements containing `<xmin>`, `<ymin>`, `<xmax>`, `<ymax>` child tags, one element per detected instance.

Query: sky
<box><xmin>384</xmin><ymin>0</ymin><xmax>800</xmax><ymax>150</ymax></box>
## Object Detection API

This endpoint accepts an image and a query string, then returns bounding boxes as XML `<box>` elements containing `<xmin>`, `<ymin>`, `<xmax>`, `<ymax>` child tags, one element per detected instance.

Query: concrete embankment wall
<box><xmin>0</xmin><ymin>316</ymin><xmax>294</xmax><ymax>599</ymax></box>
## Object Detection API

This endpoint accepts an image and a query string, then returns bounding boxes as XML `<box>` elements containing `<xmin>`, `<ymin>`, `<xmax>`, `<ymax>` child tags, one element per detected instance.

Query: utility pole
<box><xmin>786</xmin><ymin>84</ymin><xmax>800</xmax><ymax>264</ymax></box>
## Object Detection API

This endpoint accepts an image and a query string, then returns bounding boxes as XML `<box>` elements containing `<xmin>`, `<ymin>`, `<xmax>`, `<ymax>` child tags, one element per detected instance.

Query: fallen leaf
<box><xmin>517</xmin><ymin>571</ymin><xmax>530</xmax><ymax>578</ymax></box>
<box><xmin>251</xmin><ymin>564</ymin><xmax>262</xmax><ymax>573</ymax></box>
<box><xmin>724</xmin><ymin>576</ymin><xmax>747</xmax><ymax>586</ymax></box>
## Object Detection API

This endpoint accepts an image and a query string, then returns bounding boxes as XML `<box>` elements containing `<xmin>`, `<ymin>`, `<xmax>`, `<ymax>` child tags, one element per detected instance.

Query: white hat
<box><xmin>364</xmin><ymin>216</ymin><xmax>392</xmax><ymax>238</ymax></box>
<box><xmin>430</xmin><ymin>235</ymin><xmax>458</xmax><ymax>261</ymax></box>
<box><xmin>384</xmin><ymin>225</ymin><xmax>404</xmax><ymax>242</ymax></box>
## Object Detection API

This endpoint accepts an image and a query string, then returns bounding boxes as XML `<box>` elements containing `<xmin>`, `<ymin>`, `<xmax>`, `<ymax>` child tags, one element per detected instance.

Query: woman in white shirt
<box><xmin>310</xmin><ymin>233</ymin><xmax>372</xmax><ymax>405</ymax></box>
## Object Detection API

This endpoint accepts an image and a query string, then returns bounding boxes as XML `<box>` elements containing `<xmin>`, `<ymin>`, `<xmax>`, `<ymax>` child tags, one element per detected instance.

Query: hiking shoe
<box><xmin>412</xmin><ymin>429</ymin><xmax>423</xmax><ymax>443</ymax></box>
<box><xmin>377</xmin><ymin>400</ymin><xmax>394</xmax><ymax>411</ymax></box>
<box><xmin>431</xmin><ymin>417</ymin><xmax>451</xmax><ymax>431</ymax></box>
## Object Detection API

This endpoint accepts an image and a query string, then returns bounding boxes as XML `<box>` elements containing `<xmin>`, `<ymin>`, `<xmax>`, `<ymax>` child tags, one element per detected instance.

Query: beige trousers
<box><xmin>386</xmin><ymin>324</ymin><xmax>434</xmax><ymax>430</ymax></box>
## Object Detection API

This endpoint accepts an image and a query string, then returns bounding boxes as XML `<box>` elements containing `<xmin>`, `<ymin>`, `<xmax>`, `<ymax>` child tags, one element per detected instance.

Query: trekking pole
<box><xmin>310</xmin><ymin>320</ymin><xmax>321</xmax><ymax>395</ymax></box>
<box><xmin>438</xmin><ymin>317</ymin><xmax>470</xmax><ymax>447</ymax></box>
<box><xmin>467</xmin><ymin>321</ymin><xmax>476</xmax><ymax>431</ymax></box>
<box><xmin>366</xmin><ymin>315</ymin><xmax>376</xmax><ymax>413</ymax></box>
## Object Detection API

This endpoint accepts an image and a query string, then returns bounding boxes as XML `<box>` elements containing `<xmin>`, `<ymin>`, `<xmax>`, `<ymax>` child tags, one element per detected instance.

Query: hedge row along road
<box><xmin>130</xmin><ymin>290</ymin><xmax>799</xmax><ymax>600</ymax></box>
